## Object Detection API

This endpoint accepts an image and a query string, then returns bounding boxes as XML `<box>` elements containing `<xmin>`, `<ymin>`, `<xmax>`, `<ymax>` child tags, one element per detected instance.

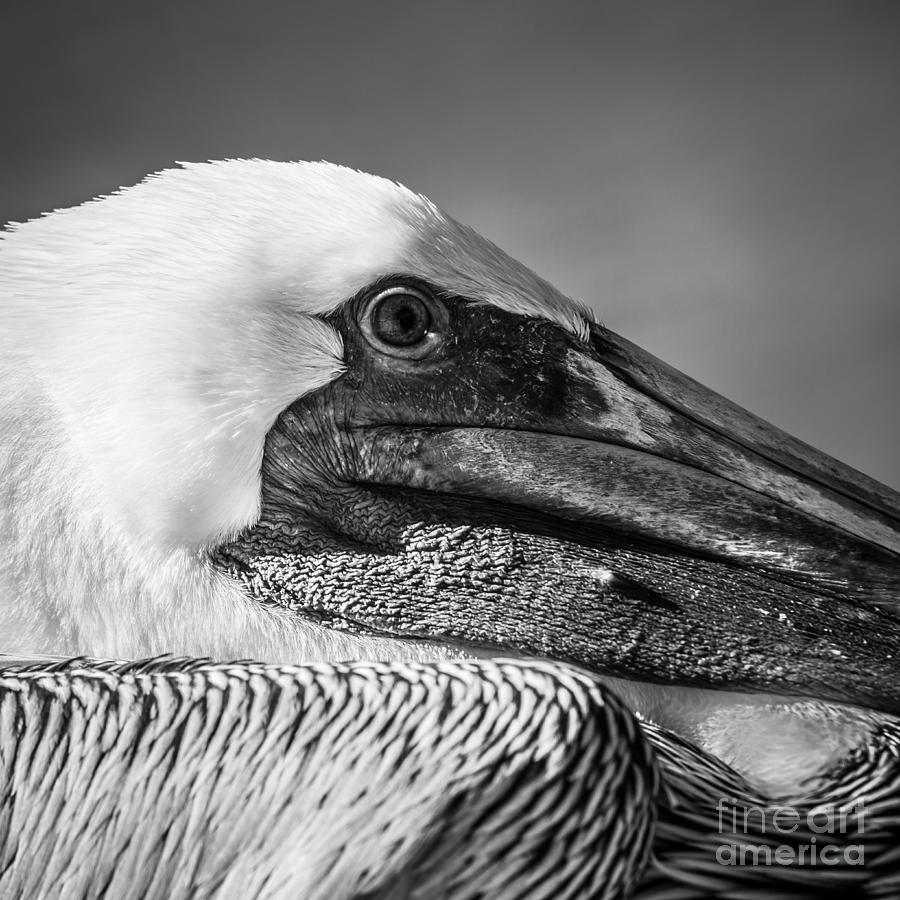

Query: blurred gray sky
<box><xmin>2</xmin><ymin>1</ymin><xmax>898</xmax><ymax>486</ymax></box>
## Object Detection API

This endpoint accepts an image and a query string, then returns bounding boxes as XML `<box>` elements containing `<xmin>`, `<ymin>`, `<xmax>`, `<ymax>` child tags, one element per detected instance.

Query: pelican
<box><xmin>1</xmin><ymin>160</ymin><xmax>898</xmax><ymax>899</ymax></box>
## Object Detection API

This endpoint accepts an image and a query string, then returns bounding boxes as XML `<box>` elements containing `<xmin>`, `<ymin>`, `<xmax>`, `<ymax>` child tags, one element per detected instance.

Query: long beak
<box><xmin>352</xmin><ymin>322</ymin><xmax>900</xmax><ymax>714</ymax></box>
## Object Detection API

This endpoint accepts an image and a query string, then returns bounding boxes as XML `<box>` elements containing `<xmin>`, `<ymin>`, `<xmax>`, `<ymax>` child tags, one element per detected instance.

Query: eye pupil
<box><xmin>372</xmin><ymin>293</ymin><xmax>431</xmax><ymax>346</ymax></box>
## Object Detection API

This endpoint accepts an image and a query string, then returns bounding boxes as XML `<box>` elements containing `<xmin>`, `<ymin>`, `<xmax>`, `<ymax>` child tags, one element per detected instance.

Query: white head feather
<box><xmin>0</xmin><ymin>159</ymin><xmax>591</xmax><ymax>661</ymax></box>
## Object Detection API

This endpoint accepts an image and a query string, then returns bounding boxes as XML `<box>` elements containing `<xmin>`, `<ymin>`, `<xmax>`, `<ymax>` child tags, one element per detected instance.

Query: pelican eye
<box><xmin>361</xmin><ymin>285</ymin><xmax>446</xmax><ymax>359</ymax></box>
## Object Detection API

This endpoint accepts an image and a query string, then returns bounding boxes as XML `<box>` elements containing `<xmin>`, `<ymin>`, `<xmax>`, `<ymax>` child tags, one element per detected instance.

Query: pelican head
<box><xmin>1</xmin><ymin>159</ymin><xmax>899</xmax><ymax>805</ymax></box>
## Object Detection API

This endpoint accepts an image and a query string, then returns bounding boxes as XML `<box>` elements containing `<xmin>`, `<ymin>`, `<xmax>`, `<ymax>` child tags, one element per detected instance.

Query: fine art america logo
<box><xmin>716</xmin><ymin>798</ymin><xmax>867</xmax><ymax>867</ymax></box>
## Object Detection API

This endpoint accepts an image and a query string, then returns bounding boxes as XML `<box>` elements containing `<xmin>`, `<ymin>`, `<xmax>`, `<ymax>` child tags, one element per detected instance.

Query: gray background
<box><xmin>2</xmin><ymin>1</ymin><xmax>897</xmax><ymax>487</ymax></box>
